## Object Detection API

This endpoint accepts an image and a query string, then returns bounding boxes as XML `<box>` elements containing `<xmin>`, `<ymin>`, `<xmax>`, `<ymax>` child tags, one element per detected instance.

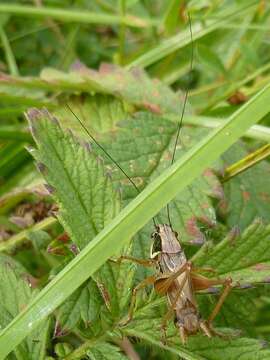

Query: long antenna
<box><xmin>166</xmin><ymin>12</ymin><xmax>194</xmax><ymax>227</ymax></box>
<box><xmin>66</xmin><ymin>103</ymin><xmax>157</xmax><ymax>227</ymax></box>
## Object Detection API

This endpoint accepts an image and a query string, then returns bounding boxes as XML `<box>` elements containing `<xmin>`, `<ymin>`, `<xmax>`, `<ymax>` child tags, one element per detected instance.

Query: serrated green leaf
<box><xmin>221</xmin><ymin>142</ymin><xmax>270</xmax><ymax>230</ymax></box>
<box><xmin>0</xmin><ymin>63</ymin><xmax>186</xmax><ymax>116</ymax></box>
<box><xmin>0</xmin><ymin>253</ymin><xmax>49</xmax><ymax>360</ymax></box>
<box><xmin>124</xmin><ymin>315</ymin><xmax>270</xmax><ymax>360</ymax></box>
<box><xmin>93</xmin><ymin>260</ymin><xmax>136</xmax><ymax>319</ymax></box>
<box><xmin>28</xmin><ymin>108</ymin><xmax>120</xmax><ymax>250</ymax></box>
<box><xmin>198</xmin><ymin>286</ymin><xmax>264</xmax><ymax>337</ymax></box>
<box><xmin>194</xmin><ymin>219</ymin><xmax>270</xmax><ymax>284</ymax></box>
<box><xmin>27</xmin><ymin>108</ymin><xmax>124</xmax><ymax>335</ymax></box>
<box><xmin>56</xmin><ymin>279</ymin><xmax>102</xmax><ymax>333</ymax></box>
<box><xmin>86</xmin><ymin>342</ymin><xmax>128</xmax><ymax>360</ymax></box>
<box><xmin>57</xmin><ymin>94</ymin><xmax>127</xmax><ymax>136</ymax></box>
<box><xmin>52</xmin><ymin>63</ymin><xmax>187</xmax><ymax>114</ymax></box>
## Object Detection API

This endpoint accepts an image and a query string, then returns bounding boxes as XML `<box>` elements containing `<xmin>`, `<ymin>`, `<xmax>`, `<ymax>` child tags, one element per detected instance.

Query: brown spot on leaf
<box><xmin>163</xmin><ymin>150</ymin><xmax>172</xmax><ymax>161</ymax></box>
<box><xmin>242</xmin><ymin>191</ymin><xmax>250</xmax><ymax>202</ymax></box>
<box><xmin>57</xmin><ymin>232</ymin><xmax>70</xmax><ymax>243</ymax></box>
<box><xmin>201</xmin><ymin>202</ymin><xmax>210</xmax><ymax>210</ymax></box>
<box><xmin>211</xmin><ymin>185</ymin><xmax>224</xmax><ymax>200</ymax></box>
<box><xmin>99</xmin><ymin>62</ymin><xmax>116</xmax><ymax>74</ymax></box>
<box><xmin>143</xmin><ymin>102</ymin><xmax>162</xmax><ymax>114</ymax></box>
<box><xmin>227</xmin><ymin>226</ymin><xmax>240</xmax><ymax>247</ymax></box>
<box><xmin>218</xmin><ymin>198</ymin><xmax>229</xmax><ymax>217</ymax></box>
<box><xmin>252</xmin><ymin>263</ymin><xmax>270</xmax><ymax>271</ymax></box>
<box><xmin>203</xmin><ymin>169</ymin><xmax>213</xmax><ymax>177</ymax></box>
<box><xmin>186</xmin><ymin>217</ymin><xmax>205</xmax><ymax>245</ymax></box>
<box><xmin>152</xmin><ymin>90</ymin><xmax>160</xmax><ymax>98</ymax></box>
<box><xmin>197</xmin><ymin>215</ymin><xmax>216</xmax><ymax>227</ymax></box>
<box><xmin>227</xmin><ymin>91</ymin><xmax>247</xmax><ymax>105</ymax></box>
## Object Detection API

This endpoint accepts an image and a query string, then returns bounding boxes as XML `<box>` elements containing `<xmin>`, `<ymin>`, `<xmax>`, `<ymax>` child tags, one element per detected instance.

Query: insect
<box><xmin>67</xmin><ymin>12</ymin><xmax>233</xmax><ymax>345</ymax></box>
<box><xmin>117</xmin><ymin>224</ymin><xmax>232</xmax><ymax>344</ymax></box>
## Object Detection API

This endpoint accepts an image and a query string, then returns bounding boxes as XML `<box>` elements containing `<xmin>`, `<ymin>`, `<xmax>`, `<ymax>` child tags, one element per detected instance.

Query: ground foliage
<box><xmin>0</xmin><ymin>1</ymin><xmax>270</xmax><ymax>359</ymax></box>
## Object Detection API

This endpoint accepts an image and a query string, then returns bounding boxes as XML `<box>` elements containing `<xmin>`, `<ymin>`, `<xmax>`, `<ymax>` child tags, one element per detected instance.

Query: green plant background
<box><xmin>1</xmin><ymin>1</ymin><xmax>270</xmax><ymax>359</ymax></box>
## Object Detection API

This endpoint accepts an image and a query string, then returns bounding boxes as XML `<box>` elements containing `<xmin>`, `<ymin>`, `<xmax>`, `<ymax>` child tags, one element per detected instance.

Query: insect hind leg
<box><xmin>208</xmin><ymin>277</ymin><xmax>232</xmax><ymax>324</ymax></box>
<box><xmin>199</xmin><ymin>320</ymin><xmax>212</xmax><ymax>338</ymax></box>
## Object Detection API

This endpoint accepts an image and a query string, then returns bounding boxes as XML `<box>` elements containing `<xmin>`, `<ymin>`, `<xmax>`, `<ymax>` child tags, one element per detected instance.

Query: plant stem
<box><xmin>0</xmin><ymin>26</ymin><xmax>19</xmax><ymax>76</ymax></box>
<box><xmin>222</xmin><ymin>144</ymin><xmax>270</xmax><ymax>182</ymax></box>
<box><xmin>118</xmin><ymin>0</ymin><xmax>126</xmax><ymax>65</ymax></box>
<box><xmin>0</xmin><ymin>216</ymin><xmax>57</xmax><ymax>253</ymax></box>
<box><xmin>167</xmin><ymin>114</ymin><xmax>270</xmax><ymax>142</ymax></box>
<box><xmin>0</xmin><ymin>4</ymin><xmax>155</xmax><ymax>28</ymax></box>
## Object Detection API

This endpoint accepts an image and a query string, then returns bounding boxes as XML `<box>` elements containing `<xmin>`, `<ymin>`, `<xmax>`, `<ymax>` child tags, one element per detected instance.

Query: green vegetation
<box><xmin>0</xmin><ymin>1</ymin><xmax>270</xmax><ymax>359</ymax></box>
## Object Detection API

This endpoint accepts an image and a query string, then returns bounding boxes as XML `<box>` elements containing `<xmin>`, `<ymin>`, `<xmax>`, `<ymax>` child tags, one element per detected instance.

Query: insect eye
<box><xmin>151</xmin><ymin>235</ymin><xmax>162</xmax><ymax>254</ymax></box>
<box><xmin>174</xmin><ymin>231</ymin><xmax>178</xmax><ymax>237</ymax></box>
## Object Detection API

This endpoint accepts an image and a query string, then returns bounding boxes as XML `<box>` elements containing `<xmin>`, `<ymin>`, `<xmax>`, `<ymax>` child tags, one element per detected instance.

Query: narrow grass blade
<box><xmin>0</xmin><ymin>4</ymin><xmax>155</xmax><ymax>28</ymax></box>
<box><xmin>126</xmin><ymin>1</ymin><xmax>257</xmax><ymax>69</ymax></box>
<box><xmin>0</xmin><ymin>26</ymin><xmax>19</xmax><ymax>76</ymax></box>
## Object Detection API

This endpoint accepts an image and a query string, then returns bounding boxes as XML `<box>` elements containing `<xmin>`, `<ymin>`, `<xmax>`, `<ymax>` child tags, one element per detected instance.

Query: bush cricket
<box><xmin>67</xmin><ymin>12</ymin><xmax>233</xmax><ymax>345</ymax></box>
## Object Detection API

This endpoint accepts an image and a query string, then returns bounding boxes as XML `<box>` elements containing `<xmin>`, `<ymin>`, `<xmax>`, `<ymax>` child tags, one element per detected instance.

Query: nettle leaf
<box><xmin>221</xmin><ymin>142</ymin><xmax>270</xmax><ymax>230</ymax></box>
<box><xmin>173</xmin><ymin>334</ymin><xmax>270</xmax><ymax>360</ymax></box>
<box><xmin>124</xmin><ymin>315</ymin><xmax>270</xmax><ymax>360</ymax></box>
<box><xmin>86</xmin><ymin>342</ymin><xmax>128</xmax><ymax>360</ymax></box>
<box><xmin>194</xmin><ymin>219</ymin><xmax>270</xmax><ymax>284</ymax></box>
<box><xmin>2</xmin><ymin>62</ymin><xmax>186</xmax><ymax>115</ymax></box>
<box><xmin>55</xmin><ymin>279</ymin><xmax>103</xmax><ymax>334</ymax></box>
<box><xmin>27</xmin><ymin>109</ymin><xmax>135</xmax><ymax>333</ymax></box>
<box><xmin>0</xmin><ymin>254</ymin><xmax>49</xmax><ymax>360</ymax></box>
<box><xmin>198</xmin><ymin>287</ymin><xmax>264</xmax><ymax>337</ymax></box>
<box><xmin>93</xmin><ymin>260</ymin><xmax>136</xmax><ymax>320</ymax></box>
<box><xmin>57</xmin><ymin>94</ymin><xmax>128</xmax><ymax>136</ymax></box>
<box><xmin>27</xmin><ymin>108</ymin><xmax>121</xmax><ymax>250</ymax></box>
<box><xmin>41</xmin><ymin>62</ymin><xmax>186</xmax><ymax>115</ymax></box>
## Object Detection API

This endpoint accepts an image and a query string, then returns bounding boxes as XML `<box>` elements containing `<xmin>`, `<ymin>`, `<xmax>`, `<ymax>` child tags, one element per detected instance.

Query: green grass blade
<box><xmin>0</xmin><ymin>83</ymin><xmax>270</xmax><ymax>358</ymax></box>
<box><xmin>168</xmin><ymin>115</ymin><xmax>270</xmax><ymax>142</ymax></box>
<box><xmin>0</xmin><ymin>125</ymin><xmax>32</xmax><ymax>142</ymax></box>
<box><xmin>0</xmin><ymin>4</ymin><xmax>155</xmax><ymax>28</ymax></box>
<box><xmin>0</xmin><ymin>26</ymin><xmax>19</xmax><ymax>76</ymax></box>
<box><xmin>126</xmin><ymin>1</ymin><xmax>257</xmax><ymax>69</ymax></box>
